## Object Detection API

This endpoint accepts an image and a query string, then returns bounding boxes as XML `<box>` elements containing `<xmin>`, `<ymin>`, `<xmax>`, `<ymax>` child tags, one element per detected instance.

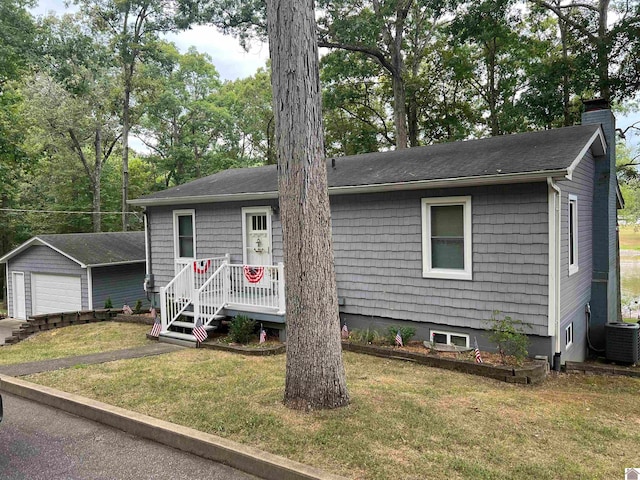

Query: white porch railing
<box><xmin>160</xmin><ymin>257</ymin><xmax>285</xmax><ymax>335</ymax></box>
<box><xmin>226</xmin><ymin>264</ymin><xmax>285</xmax><ymax>314</ymax></box>
<box><xmin>161</xmin><ymin>255</ymin><xmax>229</xmax><ymax>332</ymax></box>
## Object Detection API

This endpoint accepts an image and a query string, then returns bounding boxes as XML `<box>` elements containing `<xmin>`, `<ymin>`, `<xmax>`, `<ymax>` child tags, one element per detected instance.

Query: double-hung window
<box><xmin>568</xmin><ymin>195</ymin><xmax>578</xmax><ymax>275</ymax></box>
<box><xmin>173</xmin><ymin>210</ymin><xmax>196</xmax><ymax>259</ymax></box>
<box><xmin>421</xmin><ymin>196</ymin><xmax>472</xmax><ymax>280</ymax></box>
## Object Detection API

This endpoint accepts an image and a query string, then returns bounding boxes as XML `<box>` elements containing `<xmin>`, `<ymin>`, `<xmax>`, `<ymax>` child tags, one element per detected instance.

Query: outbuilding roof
<box><xmin>0</xmin><ymin>232</ymin><xmax>146</xmax><ymax>267</ymax></box>
<box><xmin>129</xmin><ymin>124</ymin><xmax>606</xmax><ymax>207</ymax></box>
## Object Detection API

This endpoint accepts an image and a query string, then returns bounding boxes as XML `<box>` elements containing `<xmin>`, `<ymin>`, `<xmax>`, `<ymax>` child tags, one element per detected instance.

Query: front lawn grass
<box><xmin>0</xmin><ymin>322</ymin><xmax>151</xmax><ymax>365</ymax></box>
<box><xmin>620</xmin><ymin>225</ymin><xmax>640</xmax><ymax>250</ymax></box>
<box><xmin>26</xmin><ymin>348</ymin><xmax>640</xmax><ymax>479</ymax></box>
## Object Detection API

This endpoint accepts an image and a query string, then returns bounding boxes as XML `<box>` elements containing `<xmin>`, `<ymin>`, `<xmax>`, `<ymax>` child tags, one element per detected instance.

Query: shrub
<box><xmin>488</xmin><ymin>311</ymin><xmax>530</xmax><ymax>365</ymax></box>
<box><xmin>133</xmin><ymin>299</ymin><xmax>143</xmax><ymax>314</ymax></box>
<box><xmin>387</xmin><ymin>325</ymin><xmax>416</xmax><ymax>345</ymax></box>
<box><xmin>104</xmin><ymin>297</ymin><xmax>113</xmax><ymax>309</ymax></box>
<box><xmin>229</xmin><ymin>315</ymin><xmax>257</xmax><ymax>344</ymax></box>
<box><xmin>350</xmin><ymin>328</ymin><xmax>384</xmax><ymax>345</ymax></box>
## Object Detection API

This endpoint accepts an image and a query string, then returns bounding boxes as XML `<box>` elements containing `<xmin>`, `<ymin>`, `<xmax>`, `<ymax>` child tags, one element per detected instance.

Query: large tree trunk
<box><xmin>266</xmin><ymin>0</ymin><xmax>349</xmax><ymax>411</ymax></box>
<box><xmin>93</xmin><ymin>127</ymin><xmax>102</xmax><ymax>233</ymax></box>
<box><xmin>122</xmin><ymin>79</ymin><xmax>130</xmax><ymax>231</ymax></box>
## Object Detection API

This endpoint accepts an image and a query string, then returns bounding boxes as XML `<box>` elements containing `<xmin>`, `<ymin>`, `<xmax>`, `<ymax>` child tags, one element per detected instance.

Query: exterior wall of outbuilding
<box><xmin>6</xmin><ymin>245</ymin><xmax>88</xmax><ymax>318</ymax></box>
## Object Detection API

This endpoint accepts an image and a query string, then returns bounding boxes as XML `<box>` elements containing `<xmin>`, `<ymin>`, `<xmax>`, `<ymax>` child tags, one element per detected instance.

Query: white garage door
<box><xmin>32</xmin><ymin>274</ymin><xmax>82</xmax><ymax>315</ymax></box>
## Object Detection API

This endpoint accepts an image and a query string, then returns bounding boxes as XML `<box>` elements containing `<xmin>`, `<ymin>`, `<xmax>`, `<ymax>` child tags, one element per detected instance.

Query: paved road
<box><xmin>0</xmin><ymin>393</ymin><xmax>259</xmax><ymax>480</ymax></box>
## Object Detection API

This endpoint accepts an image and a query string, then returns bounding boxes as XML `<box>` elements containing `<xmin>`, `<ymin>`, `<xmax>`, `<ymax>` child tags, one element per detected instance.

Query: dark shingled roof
<box><xmin>131</xmin><ymin>124</ymin><xmax>603</xmax><ymax>205</ymax></box>
<box><xmin>36</xmin><ymin>232</ymin><xmax>146</xmax><ymax>266</ymax></box>
<box><xmin>0</xmin><ymin>232</ymin><xmax>146</xmax><ymax>267</ymax></box>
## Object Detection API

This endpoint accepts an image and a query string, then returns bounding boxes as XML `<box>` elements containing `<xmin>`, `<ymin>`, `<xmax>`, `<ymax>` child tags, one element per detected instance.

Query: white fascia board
<box><xmin>129</xmin><ymin>169</ymin><xmax>569</xmax><ymax>207</ymax></box>
<box><xmin>565</xmin><ymin>128</ymin><xmax>606</xmax><ymax>180</ymax></box>
<box><xmin>0</xmin><ymin>237</ymin><xmax>86</xmax><ymax>267</ymax></box>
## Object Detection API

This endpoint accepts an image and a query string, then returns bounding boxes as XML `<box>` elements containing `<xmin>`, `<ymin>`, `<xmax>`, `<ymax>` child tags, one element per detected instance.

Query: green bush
<box><xmin>387</xmin><ymin>325</ymin><xmax>416</xmax><ymax>345</ymax></box>
<box><xmin>104</xmin><ymin>297</ymin><xmax>113</xmax><ymax>309</ymax></box>
<box><xmin>133</xmin><ymin>299</ymin><xmax>143</xmax><ymax>314</ymax></box>
<box><xmin>488</xmin><ymin>311</ymin><xmax>530</xmax><ymax>365</ymax></box>
<box><xmin>229</xmin><ymin>315</ymin><xmax>257</xmax><ymax>344</ymax></box>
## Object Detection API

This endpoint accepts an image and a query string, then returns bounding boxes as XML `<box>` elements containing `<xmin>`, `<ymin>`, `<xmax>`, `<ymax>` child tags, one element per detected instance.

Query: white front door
<box><xmin>242</xmin><ymin>207</ymin><xmax>272</xmax><ymax>287</ymax></box>
<box><xmin>12</xmin><ymin>272</ymin><xmax>26</xmax><ymax>320</ymax></box>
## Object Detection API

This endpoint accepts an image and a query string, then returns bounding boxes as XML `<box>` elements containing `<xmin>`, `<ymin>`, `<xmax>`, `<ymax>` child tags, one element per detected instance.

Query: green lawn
<box><xmin>24</xmin><ymin>345</ymin><xmax>640</xmax><ymax>480</ymax></box>
<box><xmin>0</xmin><ymin>322</ymin><xmax>151</xmax><ymax>365</ymax></box>
<box><xmin>620</xmin><ymin>225</ymin><xmax>640</xmax><ymax>251</ymax></box>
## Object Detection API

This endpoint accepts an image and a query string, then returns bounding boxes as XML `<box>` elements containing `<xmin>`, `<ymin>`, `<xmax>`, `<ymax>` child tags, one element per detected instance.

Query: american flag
<box><xmin>192</xmin><ymin>318</ymin><xmax>208</xmax><ymax>343</ymax></box>
<box><xmin>149</xmin><ymin>316</ymin><xmax>162</xmax><ymax>338</ymax></box>
<box><xmin>259</xmin><ymin>327</ymin><xmax>267</xmax><ymax>344</ymax></box>
<box><xmin>474</xmin><ymin>337</ymin><xmax>483</xmax><ymax>364</ymax></box>
<box><xmin>341</xmin><ymin>323</ymin><xmax>349</xmax><ymax>339</ymax></box>
<box><xmin>395</xmin><ymin>330</ymin><xmax>403</xmax><ymax>347</ymax></box>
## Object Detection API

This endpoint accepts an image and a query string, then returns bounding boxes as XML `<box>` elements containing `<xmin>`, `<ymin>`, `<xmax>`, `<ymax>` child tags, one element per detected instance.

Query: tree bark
<box><xmin>266</xmin><ymin>0</ymin><xmax>349</xmax><ymax>410</ymax></box>
<box><xmin>122</xmin><ymin>77</ymin><xmax>131</xmax><ymax>231</ymax></box>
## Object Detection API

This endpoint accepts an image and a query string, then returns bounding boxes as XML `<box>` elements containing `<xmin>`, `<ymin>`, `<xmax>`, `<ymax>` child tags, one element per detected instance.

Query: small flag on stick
<box><xmin>259</xmin><ymin>325</ymin><xmax>267</xmax><ymax>344</ymax></box>
<box><xmin>150</xmin><ymin>316</ymin><xmax>162</xmax><ymax>338</ymax></box>
<box><xmin>341</xmin><ymin>323</ymin><xmax>349</xmax><ymax>339</ymax></box>
<box><xmin>474</xmin><ymin>337</ymin><xmax>483</xmax><ymax>364</ymax></box>
<box><xmin>395</xmin><ymin>330</ymin><xmax>403</xmax><ymax>347</ymax></box>
<box><xmin>193</xmin><ymin>317</ymin><xmax>208</xmax><ymax>343</ymax></box>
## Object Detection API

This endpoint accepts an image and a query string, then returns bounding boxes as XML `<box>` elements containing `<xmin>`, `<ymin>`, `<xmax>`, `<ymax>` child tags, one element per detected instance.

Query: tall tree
<box><xmin>266</xmin><ymin>0</ymin><xmax>349</xmax><ymax>410</ymax></box>
<box><xmin>136</xmin><ymin>43</ymin><xmax>232</xmax><ymax>186</ymax></box>
<box><xmin>76</xmin><ymin>0</ymin><xmax>179</xmax><ymax>230</ymax></box>
<box><xmin>530</xmin><ymin>0</ymin><xmax>640</xmax><ymax>102</ymax></box>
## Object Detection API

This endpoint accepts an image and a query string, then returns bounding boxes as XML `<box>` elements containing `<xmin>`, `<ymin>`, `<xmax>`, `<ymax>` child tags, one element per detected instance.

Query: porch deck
<box><xmin>159</xmin><ymin>256</ymin><xmax>285</xmax><ymax>343</ymax></box>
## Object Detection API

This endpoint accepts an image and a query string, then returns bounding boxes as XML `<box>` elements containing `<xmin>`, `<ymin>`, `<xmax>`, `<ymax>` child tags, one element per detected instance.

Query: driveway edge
<box><xmin>0</xmin><ymin>374</ymin><xmax>347</xmax><ymax>480</ymax></box>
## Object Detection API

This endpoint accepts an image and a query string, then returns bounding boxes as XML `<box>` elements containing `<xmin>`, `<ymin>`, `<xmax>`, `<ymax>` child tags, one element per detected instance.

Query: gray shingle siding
<box><xmin>558</xmin><ymin>150</ymin><xmax>594</xmax><ymax>362</ymax></box>
<box><xmin>147</xmin><ymin>201</ymin><xmax>282</xmax><ymax>289</ymax></box>
<box><xmin>332</xmin><ymin>184</ymin><xmax>549</xmax><ymax>335</ymax></box>
<box><xmin>6</xmin><ymin>246</ymin><xmax>88</xmax><ymax>317</ymax></box>
<box><xmin>148</xmin><ymin>183</ymin><xmax>550</xmax><ymax>336</ymax></box>
<box><xmin>92</xmin><ymin>263</ymin><xmax>147</xmax><ymax>310</ymax></box>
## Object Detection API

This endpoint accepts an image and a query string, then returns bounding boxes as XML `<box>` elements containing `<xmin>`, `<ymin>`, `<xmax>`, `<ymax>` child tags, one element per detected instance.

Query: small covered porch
<box><xmin>159</xmin><ymin>255</ymin><xmax>286</xmax><ymax>344</ymax></box>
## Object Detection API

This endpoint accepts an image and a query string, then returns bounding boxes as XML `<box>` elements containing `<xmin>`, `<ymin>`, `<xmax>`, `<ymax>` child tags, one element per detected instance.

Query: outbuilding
<box><xmin>1</xmin><ymin>232</ymin><xmax>147</xmax><ymax>320</ymax></box>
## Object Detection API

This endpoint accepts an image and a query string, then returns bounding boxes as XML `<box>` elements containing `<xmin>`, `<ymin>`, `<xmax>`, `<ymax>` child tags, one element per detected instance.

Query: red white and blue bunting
<box><xmin>243</xmin><ymin>265</ymin><xmax>265</xmax><ymax>283</ymax></box>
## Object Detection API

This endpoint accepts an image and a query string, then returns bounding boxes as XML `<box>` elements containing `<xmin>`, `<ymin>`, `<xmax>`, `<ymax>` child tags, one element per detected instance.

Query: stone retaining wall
<box><xmin>342</xmin><ymin>342</ymin><xmax>548</xmax><ymax>384</ymax></box>
<box><xmin>564</xmin><ymin>361</ymin><xmax>640</xmax><ymax>378</ymax></box>
<box><xmin>3</xmin><ymin>309</ymin><xmax>122</xmax><ymax>346</ymax></box>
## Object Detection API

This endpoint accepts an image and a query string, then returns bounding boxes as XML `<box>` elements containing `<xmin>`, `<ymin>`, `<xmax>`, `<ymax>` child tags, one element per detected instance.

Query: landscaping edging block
<box><xmin>341</xmin><ymin>342</ymin><xmax>547</xmax><ymax>384</ymax></box>
<box><xmin>564</xmin><ymin>361</ymin><xmax>640</xmax><ymax>378</ymax></box>
<box><xmin>199</xmin><ymin>342</ymin><xmax>286</xmax><ymax>356</ymax></box>
<box><xmin>4</xmin><ymin>309</ymin><xmax>122</xmax><ymax>346</ymax></box>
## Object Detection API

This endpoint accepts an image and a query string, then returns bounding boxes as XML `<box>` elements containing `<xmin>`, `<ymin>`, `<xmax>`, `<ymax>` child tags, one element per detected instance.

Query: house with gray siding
<box><xmin>1</xmin><ymin>232</ymin><xmax>147</xmax><ymax>320</ymax></box>
<box><xmin>130</xmin><ymin>100</ymin><xmax>622</xmax><ymax>366</ymax></box>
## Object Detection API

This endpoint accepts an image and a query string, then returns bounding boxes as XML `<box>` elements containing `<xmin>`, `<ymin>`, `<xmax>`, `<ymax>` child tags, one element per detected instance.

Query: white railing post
<box><xmin>277</xmin><ymin>262</ymin><xmax>286</xmax><ymax>314</ymax></box>
<box><xmin>160</xmin><ymin>287</ymin><xmax>167</xmax><ymax>332</ymax></box>
<box><xmin>223</xmin><ymin>259</ymin><xmax>230</xmax><ymax>306</ymax></box>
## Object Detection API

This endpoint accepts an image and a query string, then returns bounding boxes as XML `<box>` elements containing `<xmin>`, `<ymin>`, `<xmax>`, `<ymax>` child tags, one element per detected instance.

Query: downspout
<box><xmin>548</xmin><ymin>177</ymin><xmax>562</xmax><ymax>370</ymax></box>
<box><xmin>143</xmin><ymin>210</ymin><xmax>154</xmax><ymax>305</ymax></box>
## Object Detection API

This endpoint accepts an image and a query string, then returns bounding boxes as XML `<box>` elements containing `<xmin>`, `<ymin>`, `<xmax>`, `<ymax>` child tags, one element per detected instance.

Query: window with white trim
<box><xmin>173</xmin><ymin>210</ymin><xmax>196</xmax><ymax>259</ymax></box>
<box><xmin>568</xmin><ymin>195</ymin><xmax>578</xmax><ymax>275</ymax></box>
<box><xmin>430</xmin><ymin>330</ymin><xmax>469</xmax><ymax>348</ymax></box>
<box><xmin>565</xmin><ymin>322</ymin><xmax>573</xmax><ymax>348</ymax></box>
<box><xmin>421</xmin><ymin>196</ymin><xmax>472</xmax><ymax>280</ymax></box>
